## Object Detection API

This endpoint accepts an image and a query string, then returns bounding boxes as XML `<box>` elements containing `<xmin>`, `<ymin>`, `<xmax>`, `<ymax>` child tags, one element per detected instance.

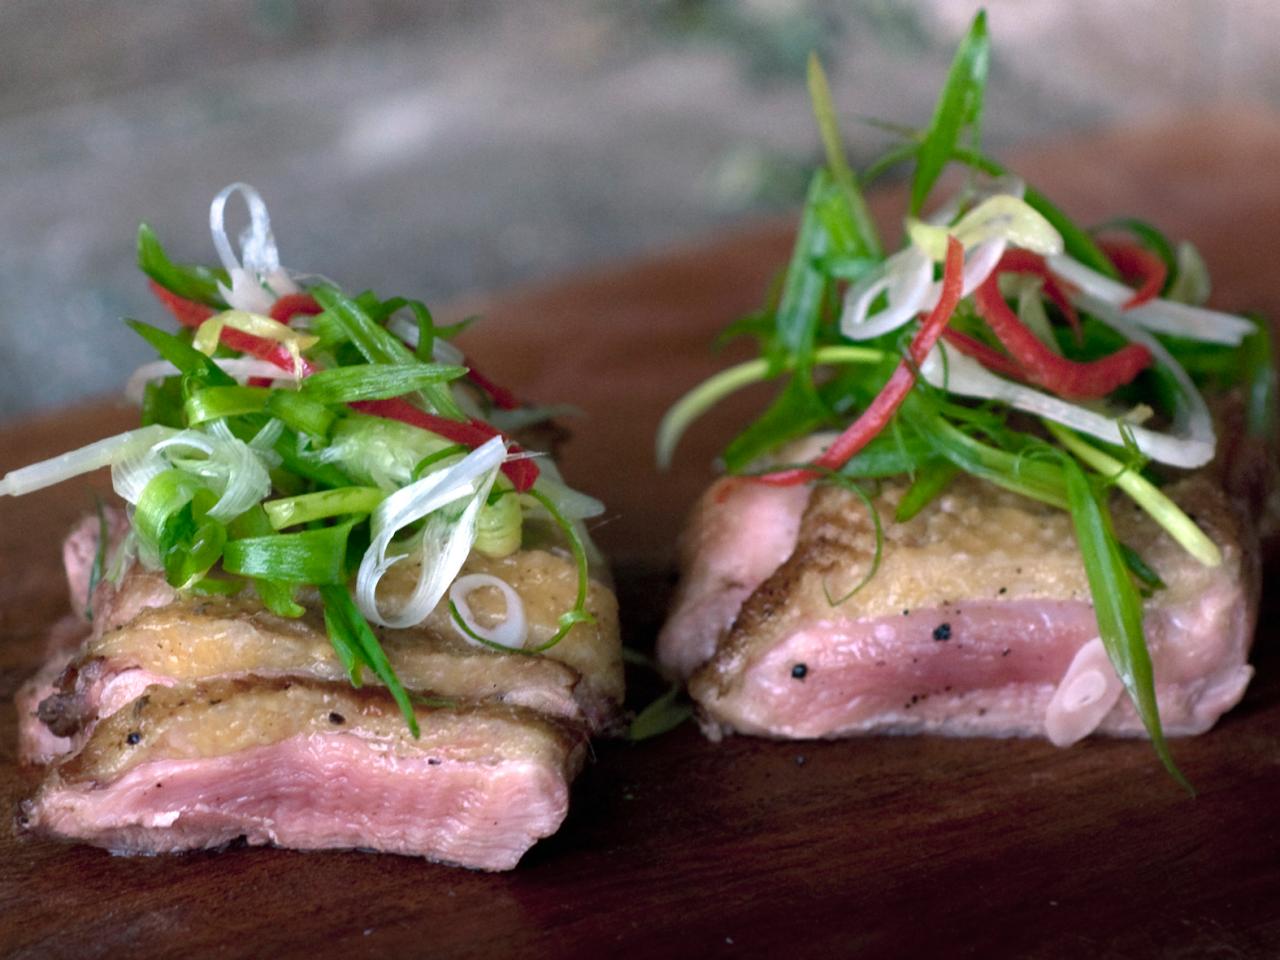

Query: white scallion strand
<box><xmin>356</xmin><ymin>436</ymin><xmax>506</xmax><ymax>628</ymax></box>
<box><xmin>921</xmin><ymin>340</ymin><xmax>1215</xmax><ymax>469</ymax></box>
<box><xmin>117</xmin><ymin>428</ymin><xmax>274</xmax><ymax>521</ymax></box>
<box><xmin>0</xmin><ymin>425</ymin><xmax>177</xmax><ymax>497</ymax></box>
<box><xmin>842</xmin><ymin>192</ymin><xmax>1062</xmax><ymax>342</ymax></box>
<box><xmin>448</xmin><ymin>573</ymin><xmax>528</xmax><ymax>649</ymax></box>
<box><xmin>1048</xmin><ymin>254</ymin><xmax>1253</xmax><ymax>346</ymax></box>
<box><xmin>209</xmin><ymin>182</ymin><xmax>300</xmax><ymax>314</ymax></box>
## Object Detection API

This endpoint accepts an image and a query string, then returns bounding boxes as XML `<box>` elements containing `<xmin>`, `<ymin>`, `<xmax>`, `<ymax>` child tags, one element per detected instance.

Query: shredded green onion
<box><xmin>222</xmin><ymin>521</ymin><xmax>357</xmax><ymax>585</ymax></box>
<box><xmin>1045</xmin><ymin>421</ymin><xmax>1221</xmax><ymax>567</ymax></box>
<box><xmin>1061</xmin><ymin>456</ymin><xmax>1189</xmax><ymax>791</ymax></box>
<box><xmin>320</xmin><ymin>583</ymin><xmax>419</xmax><ymax>737</ymax></box>
<box><xmin>657</xmin><ymin>345</ymin><xmax>884</xmax><ymax>469</ymax></box>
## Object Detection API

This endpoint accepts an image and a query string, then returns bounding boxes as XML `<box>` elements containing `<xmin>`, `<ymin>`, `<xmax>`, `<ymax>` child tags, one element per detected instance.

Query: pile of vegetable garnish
<box><xmin>657</xmin><ymin>12</ymin><xmax>1274</xmax><ymax>784</ymax></box>
<box><xmin>0</xmin><ymin>183</ymin><xmax>604</xmax><ymax>736</ymax></box>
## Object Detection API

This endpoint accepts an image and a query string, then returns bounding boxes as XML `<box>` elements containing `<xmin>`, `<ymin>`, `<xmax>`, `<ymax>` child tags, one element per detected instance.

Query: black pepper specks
<box><xmin>998</xmin><ymin>586</ymin><xmax>1008</xmax><ymax>595</ymax></box>
<box><xmin>932</xmin><ymin>623</ymin><xmax>952</xmax><ymax>642</ymax></box>
<box><xmin>328</xmin><ymin>712</ymin><xmax>346</xmax><ymax>725</ymax></box>
<box><xmin>1001</xmin><ymin>648</ymin><xmax>1011</xmax><ymax>657</ymax></box>
<box><xmin>126</xmin><ymin>731</ymin><xmax>141</xmax><ymax>746</ymax></box>
<box><xmin>791</xmin><ymin>663</ymin><xmax>808</xmax><ymax>681</ymax></box>
<box><xmin>428</xmin><ymin>758</ymin><xmax>442</xmax><ymax>766</ymax></box>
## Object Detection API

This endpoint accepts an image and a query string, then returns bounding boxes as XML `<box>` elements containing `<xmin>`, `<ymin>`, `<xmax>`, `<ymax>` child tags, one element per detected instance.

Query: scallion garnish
<box><xmin>1</xmin><ymin>184</ymin><xmax>604</xmax><ymax>738</ymax></box>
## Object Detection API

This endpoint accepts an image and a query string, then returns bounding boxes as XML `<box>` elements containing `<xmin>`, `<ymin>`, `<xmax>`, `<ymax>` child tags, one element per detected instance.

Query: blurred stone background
<box><xmin>1</xmin><ymin>0</ymin><xmax>1276</xmax><ymax>420</ymax></box>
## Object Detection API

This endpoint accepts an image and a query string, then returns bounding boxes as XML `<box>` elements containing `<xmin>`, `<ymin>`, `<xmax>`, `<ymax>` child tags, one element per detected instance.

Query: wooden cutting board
<box><xmin>3</xmin><ymin>108</ymin><xmax>1280</xmax><ymax>959</ymax></box>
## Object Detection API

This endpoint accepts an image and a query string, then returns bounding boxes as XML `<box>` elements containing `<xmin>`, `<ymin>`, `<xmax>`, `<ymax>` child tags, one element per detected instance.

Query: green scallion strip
<box><xmin>126</xmin><ymin>320</ymin><xmax>236</xmax><ymax>386</ymax></box>
<box><xmin>223</xmin><ymin>521</ymin><xmax>356</xmax><ymax>585</ymax></box>
<box><xmin>449</xmin><ymin>488</ymin><xmax>596</xmax><ymax>655</ymax></box>
<box><xmin>263</xmin><ymin>487</ymin><xmax>385</xmax><ymax>530</ymax></box>
<box><xmin>770</xmin><ymin>171</ymin><xmax>833</xmax><ymax>372</ymax></box>
<box><xmin>1118</xmin><ymin>542</ymin><xmax>1166</xmax><ymax>596</ymax></box>
<box><xmin>320</xmin><ymin>583</ymin><xmax>419</xmax><ymax>737</ymax></box>
<box><xmin>228</xmin><ymin>506</ymin><xmax>304</xmax><ymax>618</ymax></box>
<box><xmin>1061</xmin><ymin>456</ymin><xmax>1189</xmax><ymax>791</ymax></box>
<box><xmin>656</xmin><ymin>345</ymin><xmax>884</xmax><ymax>469</ymax></box>
<box><xmin>184</xmin><ymin>385</ymin><xmax>270</xmax><ymax>425</ymax></box>
<box><xmin>142</xmin><ymin>376</ymin><xmax>186</xmax><ymax>428</ymax></box>
<box><xmin>907</xmin><ymin>412</ymin><xmax>1068</xmax><ymax>509</ymax></box>
<box><xmin>137</xmin><ymin>223</ymin><xmax>228</xmax><ymax>306</ymax></box>
<box><xmin>807</xmin><ymin>53</ymin><xmax>881</xmax><ymax>258</ymax></box>
<box><xmin>265</xmin><ymin>390</ymin><xmax>336</xmax><ymax>438</ymax></box>
<box><xmin>1242</xmin><ymin>316</ymin><xmax>1277</xmax><ymax>442</ymax></box>
<box><xmin>191</xmin><ymin>576</ymin><xmax>245</xmax><ymax>597</ymax></box>
<box><xmin>474</xmin><ymin>487</ymin><xmax>522</xmax><ymax>558</ymax></box>
<box><xmin>272</xmin><ymin>429</ymin><xmax>354</xmax><ymax>488</ymax></box>
<box><xmin>523</xmin><ymin>488</ymin><xmax>596</xmax><ymax>652</ymax></box>
<box><xmin>1044</xmin><ymin>421</ymin><xmax>1221</xmax><ymax>567</ymax></box>
<box><xmin>814</xmin><ymin>254</ymin><xmax>881</xmax><ymax>282</ymax></box>
<box><xmin>894</xmin><ymin>460</ymin><xmax>959</xmax><ymax>522</ymax></box>
<box><xmin>412</xmin><ymin>444</ymin><xmax>469</xmax><ymax>479</ymax></box>
<box><xmin>311</xmin><ymin>286</ymin><xmax>465</xmax><ymax>421</ymax></box>
<box><xmin>911</xmin><ymin>11</ymin><xmax>988</xmax><ymax>215</ymax></box>
<box><xmin>628</xmin><ymin>682</ymin><xmax>693</xmax><ymax>742</ymax></box>
<box><xmin>300</xmin><ymin>363</ymin><xmax>466</xmax><ymax>404</ymax></box>
<box><xmin>134</xmin><ymin>469</ymin><xmax>205</xmax><ymax>557</ymax></box>
<box><xmin>167</xmin><ymin>512</ymin><xmax>228</xmax><ymax>591</ymax></box>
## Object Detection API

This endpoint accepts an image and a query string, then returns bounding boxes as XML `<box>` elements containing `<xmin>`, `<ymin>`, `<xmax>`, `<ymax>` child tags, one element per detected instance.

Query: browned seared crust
<box><xmin>48</xmin><ymin>677</ymin><xmax>586</xmax><ymax>789</ymax></box>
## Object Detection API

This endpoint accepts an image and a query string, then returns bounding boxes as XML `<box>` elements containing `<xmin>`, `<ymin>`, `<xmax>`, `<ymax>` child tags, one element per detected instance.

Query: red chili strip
<box><xmin>148</xmin><ymin>281</ymin><xmax>317</xmax><ymax>376</ymax></box>
<box><xmin>940</xmin><ymin>328</ymin><xmax>1027</xmax><ymax>381</ymax></box>
<box><xmin>1097</xmin><ymin>239</ymin><xmax>1166</xmax><ymax>309</ymax></box>
<box><xmin>759</xmin><ymin>236</ymin><xmax>966</xmax><ymax>487</ymax></box>
<box><xmin>464</xmin><ymin>360</ymin><xmax>521</xmax><ymax>411</ymax></box>
<box><xmin>973</xmin><ymin>271</ymin><xmax>1151</xmax><ymax>399</ymax></box>
<box><xmin>349</xmin><ymin>398</ymin><xmax>539</xmax><ymax>492</ymax></box>
<box><xmin>148</xmin><ymin>280</ymin><xmax>215</xmax><ymax>327</ymax></box>
<box><xmin>269</xmin><ymin>292</ymin><xmax>323</xmax><ymax>323</ymax></box>
<box><xmin>995</xmin><ymin>249</ymin><xmax>1082</xmax><ymax>341</ymax></box>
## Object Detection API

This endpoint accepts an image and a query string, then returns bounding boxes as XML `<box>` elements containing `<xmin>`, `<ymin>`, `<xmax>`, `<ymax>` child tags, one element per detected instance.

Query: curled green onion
<box><xmin>1045</xmin><ymin>421</ymin><xmax>1220</xmax><ymax>567</ymax></box>
<box><xmin>474</xmin><ymin>486</ymin><xmax>522</xmax><ymax>559</ymax></box>
<box><xmin>448</xmin><ymin>488</ymin><xmax>596</xmax><ymax>655</ymax></box>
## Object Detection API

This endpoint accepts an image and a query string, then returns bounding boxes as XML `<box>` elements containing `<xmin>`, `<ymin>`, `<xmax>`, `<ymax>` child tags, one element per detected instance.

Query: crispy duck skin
<box><xmin>22</xmin><ymin>678</ymin><xmax>586</xmax><ymax>871</ymax></box>
<box><xmin>29</xmin><ymin>544</ymin><xmax>622</xmax><ymax>762</ymax></box>
<box><xmin>663</xmin><ymin>471</ymin><xmax>1257</xmax><ymax>745</ymax></box>
<box><xmin>42</xmin><ymin>591</ymin><xmax>595</xmax><ymax>749</ymax></box>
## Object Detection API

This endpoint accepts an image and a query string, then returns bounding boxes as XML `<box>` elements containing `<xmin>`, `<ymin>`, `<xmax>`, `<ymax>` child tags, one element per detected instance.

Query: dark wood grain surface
<box><xmin>3</xmin><ymin>110</ymin><xmax>1280</xmax><ymax>959</ymax></box>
